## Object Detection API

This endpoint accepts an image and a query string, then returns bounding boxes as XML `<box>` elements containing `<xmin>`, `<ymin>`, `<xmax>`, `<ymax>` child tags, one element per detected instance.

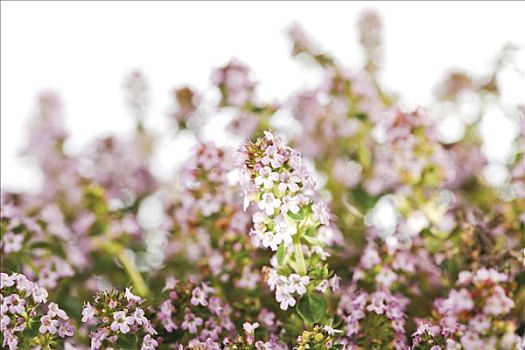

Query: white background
<box><xmin>2</xmin><ymin>1</ymin><xmax>525</xmax><ymax>191</ymax></box>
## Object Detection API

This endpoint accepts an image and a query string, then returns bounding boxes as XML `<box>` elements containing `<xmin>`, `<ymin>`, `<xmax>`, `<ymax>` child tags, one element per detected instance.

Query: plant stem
<box><xmin>116</xmin><ymin>249</ymin><xmax>150</xmax><ymax>297</ymax></box>
<box><xmin>94</xmin><ymin>238</ymin><xmax>150</xmax><ymax>297</ymax></box>
<box><xmin>294</xmin><ymin>240</ymin><xmax>307</xmax><ymax>276</ymax></box>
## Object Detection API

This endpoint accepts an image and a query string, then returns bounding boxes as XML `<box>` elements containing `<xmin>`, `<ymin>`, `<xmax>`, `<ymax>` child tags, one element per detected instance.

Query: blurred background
<box><xmin>2</xmin><ymin>1</ymin><xmax>525</xmax><ymax>192</ymax></box>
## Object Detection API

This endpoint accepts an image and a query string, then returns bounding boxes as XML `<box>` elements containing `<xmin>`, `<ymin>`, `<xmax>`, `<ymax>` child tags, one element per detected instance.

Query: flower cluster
<box><xmin>241</xmin><ymin>131</ymin><xmax>338</xmax><ymax>315</ymax></box>
<box><xmin>81</xmin><ymin>288</ymin><xmax>157</xmax><ymax>350</ymax></box>
<box><xmin>337</xmin><ymin>287</ymin><xmax>408</xmax><ymax>349</ymax></box>
<box><xmin>1</xmin><ymin>272</ymin><xmax>74</xmax><ymax>350</ymax></box>
<box><xmin>411</xmin><ymin>268</ymin><xmax>521</xmax><ymax>350</ymax></box>
<box><xmin>153</xmin><ymin>278</ymin><xmax>235</xmax><ymax>346</ymax></box>
<box><xmin>212</xmin><ymin>58</ymin><xmax>256</xmax><ymax>107</ymax></box>
<box><xmin>165</xmin><ymin>142</ymin><xmax>256</xmax><ymax>293</ymax></box>
<box><xmin>352</xmin><ymin>239</ymin><xmax>443</xmax><ymax>294</ymax></box>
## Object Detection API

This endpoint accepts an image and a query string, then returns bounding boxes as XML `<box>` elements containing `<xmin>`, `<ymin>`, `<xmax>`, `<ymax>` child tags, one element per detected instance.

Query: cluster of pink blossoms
<box><xmin>81</xmin><ymin>288</ymin><xmax>157</xmax><ymax>350</ymax></box>
<box><xmin>411</xmin><ymin>268</ymin><xmax>522</xmax><ymax>350</ymax></box>
<box><xmin>1</xmin><ymin>273</ymin><xmax>74</xmax><ymax>350</ymax></box>
<box><xmin>337</xmin><ymin>287</ymin><xmax>408</xmax><ymax>349</ymax></box>
<box><xmin>241</xmin><ymin>131</ymin><xmax>339</xmax><ymax>313</ymax></box>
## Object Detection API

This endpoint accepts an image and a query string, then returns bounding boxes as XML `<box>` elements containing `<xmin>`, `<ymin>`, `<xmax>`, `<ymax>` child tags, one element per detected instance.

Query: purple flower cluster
<box><xmin>82</xmin><ymin>288</ymin><xmax>157</xmax><ymax>350</ymax></box>
<box><xmin>337</xmin><ymin>287</ymin><xmax>408</xmax><ymax>349</ymax></box>
<box><xmin>1</xmin><ymin>273</ymin><xmax>74</xmax><ymax>350</ymax></box>
<box><xmin>411</xmin><ymin>268</ymin><xmax>521</xmax><ymax>350</ymax></box>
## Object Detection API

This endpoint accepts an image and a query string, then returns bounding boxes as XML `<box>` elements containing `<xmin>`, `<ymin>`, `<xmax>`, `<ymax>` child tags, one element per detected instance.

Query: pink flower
<box><xmin>275</xmin><ymin>289</ymin><xmax>296</xmax><ymax>310</ymax></box>
<box><xmin>258</xmin><ymin>193</ymin><xmax>281</xmax><ymax>216</ymax></box>
<box><xmin>32</xmin><ymin>286</ymin><xmax>48</xmax><ymax>303</ymax></box>
<box><xmin>141</xmin><ymin>334</ymin><xmax>158</xmax><ymax>350</ymax></box>
<box><xmin>39</xmin><ymin>315</ymin><xmax>59</xmax><ymax>334</ymax></box>
<box><xmin>191</xmin><ymin>287</ymin><xmax>208</xmax><ymax>306</ymax></box>
<box><xmin>280</xmin><ymin>195</ymin><xmax>300</xmax><ymax>215</ymax></box>
<box><xmin>243</xmin><ymin>321</ymin><xmax>259</xmax><ymax>334</ymax></box>
<box><xmin>287</xmin><ymin>274</ymin><xmax>309</xmax><ymax>295</ymax></box>
<box><xmin>110</xmin><ymin>311</ymin><xmax>133</xmax><ymax>333</ymax></box>
<box><xmin>132</xmin><ymin>308</ymin><xmax>148</xmax><ymax>326</ymax></box>
<box><xmin>1</xmin><ymin>232</ymin><xmax>24</xmax><ymax>254</ymax></box>
<box><xmin>483</xmin><ymin>286</ymin><xmax>514</xmax><ymax>316</ymax></box>
<box><xmin>81</xmin><ymin>302</ymin><xmax>95</xmax><ymax>323</ymax></box>
<box><xmin>0</xmin><ymin>273</ymin><xmax>15</xmax><ymax>288</ymax></box>
<box><xmin>255</xmin><ymin>166</ymin><xmax>280</xmax><ymax>189</ymax></box>
<box><xmin>181</xmin><ymin>312</ymin><xmax>203</xmax><ymax>334</ymax></box>
<box><xmin>125</xmin><ymin>287</ymin><xmax>142</xmax><ymax>303</ymax></box>
<box><xmin>4</xmin><ymin>294</ymin><xmax>25</xmax><ymax>315</ymax></box>
<box><xmin>278</xmin><ymin>172</ymin><xmax>301</xmax><ymax>193</ymax></box>
<box><xmin>48</xmin><ymin>302</ymin><xmax>68</xmax><ymax>320</ymax></box>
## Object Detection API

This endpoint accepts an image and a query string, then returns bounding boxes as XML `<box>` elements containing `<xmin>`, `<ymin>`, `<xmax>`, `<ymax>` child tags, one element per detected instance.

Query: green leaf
<box><xmin>116</xmin><ymin>333</ymin><xmax>138</xmax><ymax>348</ymax></box>
<box><xmin>297</xmin><ymin>292</ymin><xmax>327</xmax><ymax>324</ymax></box>
<box><xmin>303</xmin><ymin>235</ymin><xmax>323</xmax><ymax>247</ymax></box>
<box><xmin>276</xmin><ymin>244</ymin><xmax>286</xmax><ymax>266</ymax></box>
<box><xmin>22</xmin><ymin>320</ymin><xmax>40</xmax><ymax>338</ymax></box>
<box><xmin>287</xmin><ymin>208</ymin><xmax>305</xmax><ymax>221</ymax></box>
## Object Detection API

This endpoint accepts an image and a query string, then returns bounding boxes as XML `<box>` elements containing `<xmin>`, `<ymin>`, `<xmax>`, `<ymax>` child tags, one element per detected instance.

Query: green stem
<box><xmin>294</xmin><ymin>240</ymin><xmax>307</xmax><ymax>276</ymax></box>
<box><xmin>116</xmin><ymin>250</ymin><xmax>149</xmax><ymax>297</ymax></box>
<box><xmin>94</xmin><ymin>238</ymin><xmax>150</xmax><ymax>297</ymax></box>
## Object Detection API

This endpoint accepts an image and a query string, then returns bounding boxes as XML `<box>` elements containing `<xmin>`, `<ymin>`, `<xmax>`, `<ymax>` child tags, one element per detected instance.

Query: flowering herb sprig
<box><xmin>411</xmin><ymin>268</ymin><xmax>521</xmax><ymax>350</ymax></box>
<box><xmin>81</xmin><ymin>287</ymin><xmax>157</xmax><ymax>350</ymax></box>
<box><xmin>1</xmin><ymin>273</ymin><xmax>74</xmax><ymax>350</ymax></box>
<box><xmin>241</xmin><ymin>131</ymin><xmax>340</xmax><ymax>326</ymax></box>
<box><xmin>152</xmin><ymin>277</ymin><xmax>239</xmax><ymax>348</ymax></box>
<box><xmin>337</xmin><ymin>287</ymin><xmax>408</xmax><ymax>350</ymax></box>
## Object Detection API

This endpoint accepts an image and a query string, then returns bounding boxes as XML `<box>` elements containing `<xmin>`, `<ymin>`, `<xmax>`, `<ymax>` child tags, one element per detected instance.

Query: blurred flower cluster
<box><xmin>2</xmin><ymin>10</ymin><xmax>524</xmax><ymax>350</ymax></box>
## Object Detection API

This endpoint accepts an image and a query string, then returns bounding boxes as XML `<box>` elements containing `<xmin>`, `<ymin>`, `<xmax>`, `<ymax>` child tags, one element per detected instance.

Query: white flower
<box><xmin>273</xmin><ymin>218</ymin><xmax>296</xmax><ymax>247</ymax></box>
<box><xmin>483</xmin><ymin>286</ymin><xmax>514</xmax><ymax>316</ymax></box>
<box><xmin>312</xmin><ymin>202</ymin><xmax>330</xmax><ymax>225</ymax></box>
<box><xmin>110</xmin><ymin>311</ymin><xmax>133</xmax><ymax>333</ymax></box>
<box><xmin>141</xmin><ymin>334</ymin><xmax>158</xmax><ymax>350</ymax></box>
<box><xmin>243</xmin><ymin>321</ymin><xmax>260</xmax><ymax>334</ymax></box>
<box><xmin>262</xmin><ymin>232</ymin><xmax>281</xmax><ymax>251</ymax></box>
<box><xmin>361</xmin><ymin>247</ymin><xmax>381</xmax><ymax>269</ymax></box>
<box><xmin>278</xmin><ymin>172</ymin><xmax>301</xmax><ymax>193</ymax></box>
<box><xmin>280</xmin><ymin>195</ymin><xmax>300</xmax><ymax>215</ymax></box>
<box><xmin>329</xmin><ymin>275</ymin><xmax>341</xmax><ymax>293</ymax></box>
<box><xmin>255</xmin><ymin>166</ymin><xmax>280</xmax><ymax>189</ymax></box>
<box><xmin>132</xmin><ymin>308</ymin><xmax>148</xmax><ymax>326</ymax></box>
<box><xmin>39</xmin><ymin>315</ymin><xmax>59</xmax><ymax>334</ymax></box>
<box><xmin>323</xmin><ymin>323</ymin><xmax>343</xmax><ymax>336</ymax></box>
<box><xmin>2</xmin><ymin>232</ymin><xmax>24</xmax><ymax>254</ymax></box>
<box><xmin>125</xmin><ymin>287</ymin><xmax>142</xmax><ymax>303</ymax></box>
<box><xmin>258</xmin><ymin>193</ymin><xmax>281</xmax><ymax>216</ymax></box>
<box><xmin>48</xmin><ymin>302</ymin><xmax>68</xmax><ymax>319</ymax></box>
<box><xmin>375</xmin><ymin>268</ymin><xmax>397</xmax><ymax>289</ymax></box>
<box><xmin>262</xmin><ymin>145</ymin><xmax>285</xmax><ymax>168</ymax></box>
<box><xmin>275</xmin><ymin>289</ymin><xmax>296</xmax><ymax>310</ymax></box>
<box><xmin>316</xmin><ymin>279</ymin><xmax>329</xmax><ymax>293</ymax></box>
<box><xmin>81</xmin><ymin>302</ymin><xmax>95</xmax><ymax>323</ymax></box>
<box><xmin>162</xmin><ymin>277</ymin><xmax>178</xmax><ymax>292</ymax></box>
<box><xmin>32</xmin><ymin>286</ymin><xmax>48</xmax><ymax>303</ymax></box>
<box><xmin>0</xmin><ymin>273</ymin><xmax>15</xmax><ymax>288</ymax></box>
<box><xmin>287</xmin><ymin>274</ymin><xmax>309</xmax><ymax>295</ymax></box>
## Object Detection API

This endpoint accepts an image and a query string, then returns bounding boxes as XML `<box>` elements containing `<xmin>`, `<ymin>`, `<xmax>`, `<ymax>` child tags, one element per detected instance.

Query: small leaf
<box><xmin>303</xmin><ymin>235</ymin><xmax>323</xmax><ymax>247</ymax></box>
<box><xmin>276</xmin><ymin>244</ymin><xmax>286</xmax><ymax>266</ymax></box>
<box><xmin>22</xmin><ymin>320</ymin><xmax>40</xmax><ymax>338</ymax></box>
<box><xmin>116</xmin><ymin>333</ymin><xmax>138</xmax><ymax>348</ymax></box>
<box><xmin>287</xmin><ymin>208</ymin><xmax>305</xmax><ymax>221</ymax></box>
<box><xmin>297</xmin><ymin>292</ymin><xmax>327</xmax><ymax>324</ymax></box>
